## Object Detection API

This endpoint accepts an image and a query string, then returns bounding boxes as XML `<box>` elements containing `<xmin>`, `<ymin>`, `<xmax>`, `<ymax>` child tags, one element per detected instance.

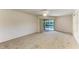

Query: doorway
<box><xmin>43</xmin><ymin>19</ymin><xmax>55</xmax><ymax>31</ymax></box>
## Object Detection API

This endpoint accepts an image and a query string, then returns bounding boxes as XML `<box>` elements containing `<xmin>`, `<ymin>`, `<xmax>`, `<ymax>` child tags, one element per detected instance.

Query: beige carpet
<box><xmin>0</xmin><ymin>31</ymin><xmax>79</xmax><ymax>49</ymax></box>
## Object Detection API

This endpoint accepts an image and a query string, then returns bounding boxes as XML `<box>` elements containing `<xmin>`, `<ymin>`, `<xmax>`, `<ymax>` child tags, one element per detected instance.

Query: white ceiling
<box><xmin>18</xmin><ymin>9</ymin><xmax>75</xmax><ymax>16</ymax></box>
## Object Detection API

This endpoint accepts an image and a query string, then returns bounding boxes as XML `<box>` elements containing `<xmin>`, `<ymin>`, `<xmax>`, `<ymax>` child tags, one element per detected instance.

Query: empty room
<box><xmin>0</xmin><ymin>9</ymin><xmax>79</xmax><ymax>49</ymax></box>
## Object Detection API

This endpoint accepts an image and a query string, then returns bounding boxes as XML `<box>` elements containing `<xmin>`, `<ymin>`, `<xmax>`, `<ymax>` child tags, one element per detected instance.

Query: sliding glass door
<box><xmin>43</xmin><ymin>19</ymin><xmax>55</xmax><ymax>31</ymax></box>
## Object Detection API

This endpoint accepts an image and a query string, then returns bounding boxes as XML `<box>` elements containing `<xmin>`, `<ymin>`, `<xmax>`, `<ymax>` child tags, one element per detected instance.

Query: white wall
<box><xmin>55</xmin><ymin>15</ymin><xmax>73</xmax><ymax>34</ymax></box>
<box><xmin>0</xmin><ymin>10</ymin><xmax>39</xmax><ymax>42</ymax></box>
<box><xmin>73</xmin><ymin>10</ymin><xmax>79</xmax><ymax>44</ymax></box>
